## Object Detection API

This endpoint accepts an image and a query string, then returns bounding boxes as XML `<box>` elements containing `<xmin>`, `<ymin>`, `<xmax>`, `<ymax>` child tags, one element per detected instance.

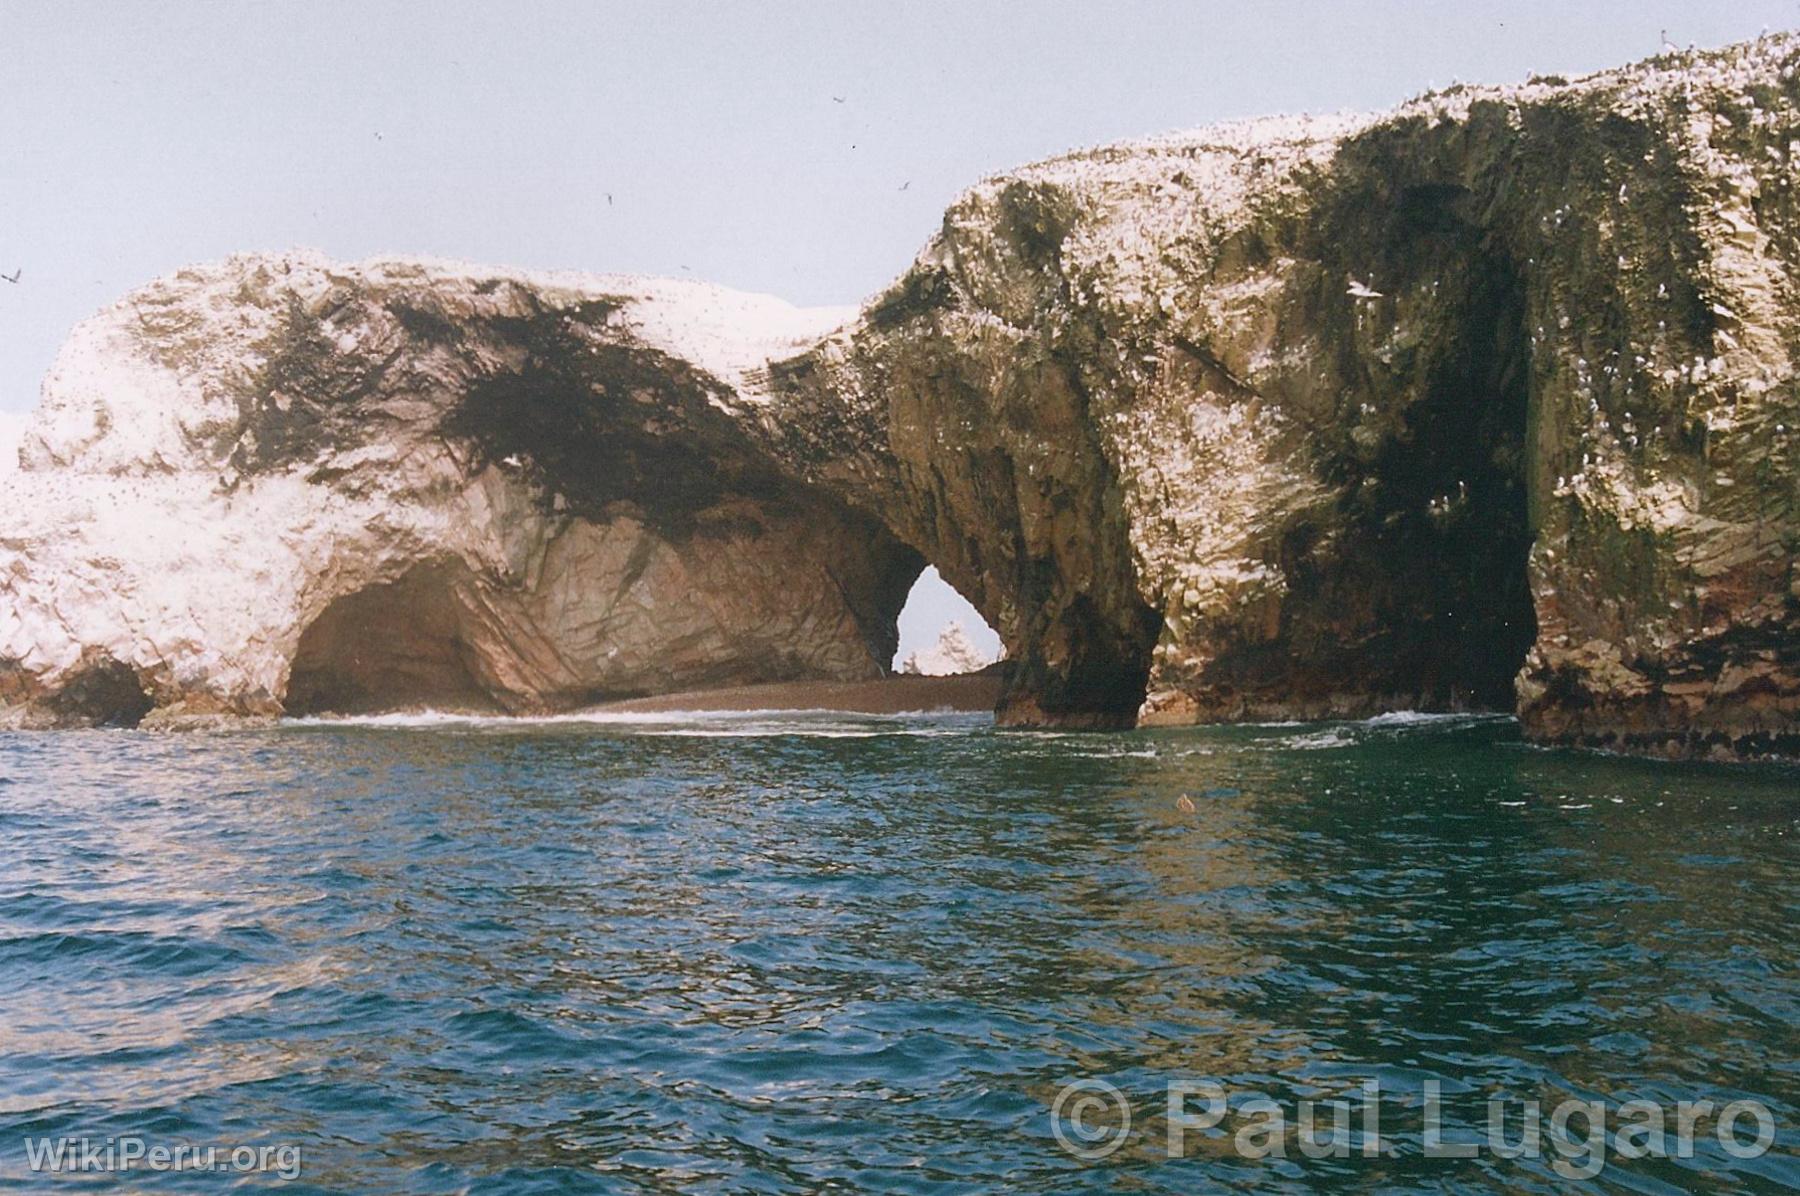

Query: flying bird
<box><xmin>832</xmin><ymin>95</ymin><xmax>846</xmax><ymax>103</ymax></box>
<box><xmin>0</xmin><ymin>269</ymin><xmax>19</xmax><ymax>284</ymax></box>
<box><xmin>899</xmin><ymin>181</ymin><xmax>910</xmax><ymax>191</ymax></box>
<box><xmin>1346</xmin><ymin>278</ymin><xmax>1383</xmax><ymax>299</ymax></box>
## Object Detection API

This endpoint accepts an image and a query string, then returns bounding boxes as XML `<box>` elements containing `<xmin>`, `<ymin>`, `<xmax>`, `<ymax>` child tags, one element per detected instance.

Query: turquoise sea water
<box><xmin>0</xmin><ymin>711</ymin><xmax>1795</xmax><ymax>1193</ymax></box>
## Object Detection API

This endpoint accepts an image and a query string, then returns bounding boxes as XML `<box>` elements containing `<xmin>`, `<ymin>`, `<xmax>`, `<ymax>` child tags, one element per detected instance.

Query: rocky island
<box><xmin>2</xmin><ymin>36</ymin><xmax>1796</xmax><ymax>758</ymax></box>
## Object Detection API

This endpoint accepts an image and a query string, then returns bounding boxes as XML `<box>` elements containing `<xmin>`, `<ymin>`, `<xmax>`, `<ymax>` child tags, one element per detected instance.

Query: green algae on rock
<box><xmin>766</xmin><ymin>36</ymin><xmax>1800</xmax><ymax>757</ymax></box>
<box><xmin>2</xmin><ymin>36</ymin><xmax>1796</xmax><ymax>758</ymax></box>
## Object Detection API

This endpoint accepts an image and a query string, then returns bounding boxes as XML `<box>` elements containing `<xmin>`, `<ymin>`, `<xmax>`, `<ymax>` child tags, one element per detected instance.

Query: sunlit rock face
<box><xmin>768</xmin><ymin>37</ymin><xmax>1800</xmax><ymax>755</ymax></box>
<box><xmin>0</xmin><ymin>254</ymin><xmax>920</xmax><ymax>726</ymax></box>
<box><xmin>4</xmin><ymin>38</ymin><xmax>1798</xmax><ymax>756</ymax></box>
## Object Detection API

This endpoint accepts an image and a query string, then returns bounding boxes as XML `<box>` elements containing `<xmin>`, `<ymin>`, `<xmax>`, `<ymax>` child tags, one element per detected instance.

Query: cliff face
<box><xmin>766</xmin><ymin>38</ymin><xmax>1800</xmax><ymax>756</ymax></box>
<box><xmin>3</xmin><ymin>38</ymin><xmax>1797</xmax><ymax>756</ymax></box>
<box><xmin>0</xmin><ymin>256</ymin><xmax>919</xmax><ymax>726</ymax></box>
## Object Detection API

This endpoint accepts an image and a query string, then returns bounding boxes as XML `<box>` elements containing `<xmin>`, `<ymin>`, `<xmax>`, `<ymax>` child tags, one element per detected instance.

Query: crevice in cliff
<box><xmin>1192</xmin><ymin>207</ymin><xmax>1541</xmax><ymax>717</ymax></box>
<box><xmin>1362</xmin><ymin>267</ymin><xmax>1538</xmax><ymax>709</ymax></box>
<box><xmin>1320</xmin><ymin>242</ymin><xmax>1539</xmax><ymax>710</ymax></box>
<box><xmin>285</xmin><ymin>563</ymin><xmax>501</xmax><ymax>716</ymax></box>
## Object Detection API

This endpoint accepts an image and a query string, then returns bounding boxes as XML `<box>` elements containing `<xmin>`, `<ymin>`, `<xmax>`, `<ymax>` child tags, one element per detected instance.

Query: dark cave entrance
<box><xmin>284</xmin><ymin>564</ymin><xmax>500</xmax><ymax>716</ymax></box>
<box><xmin>1312</xmin><ymin>240</ymin><xmax>1540</xmax><ymax>711</ymax></box>
<box><xmin>42</xmin><ymin>655</ymin><xmax>155</xmax><ymax>729</ymax></box>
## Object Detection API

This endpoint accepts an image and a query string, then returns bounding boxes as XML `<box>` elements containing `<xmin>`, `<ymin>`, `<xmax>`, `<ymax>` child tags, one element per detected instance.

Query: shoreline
<box><xmin>588</xmin><ymin>672</ymin><xmax>1004</xmax><ymax>716</ymax></box>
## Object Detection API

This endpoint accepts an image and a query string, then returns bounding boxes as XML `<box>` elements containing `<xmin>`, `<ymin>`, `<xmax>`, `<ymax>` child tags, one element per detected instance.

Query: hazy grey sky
<box><xmin>3</xmin><ymin>1</ymin><xmax>1795</xmax><ymax>655</ymax></box>
<box><xmin>5</xmin><ymin>0</ymin><xmax>1797</xmax><ymax>415</ymax></box>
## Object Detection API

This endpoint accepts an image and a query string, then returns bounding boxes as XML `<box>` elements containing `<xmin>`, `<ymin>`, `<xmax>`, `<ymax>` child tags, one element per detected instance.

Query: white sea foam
<box><xmin>1362</xmin><ymin>710</ymin><xmax>1508</xmax><ymax>728</ymax></box>
<box><xmin>1280</xmin><ymin>728</ymin><xmax>1359</xmax><ymax>750</ymax></box>
<box><xmin>283</xmin><ymin>705</ymin><xmax>1510</xmax><ymax>744</ymax></box>
<box><xmin>283</xmin><ymin>707</ymin><xmax>993</xmax><ymax>737</ymax></box>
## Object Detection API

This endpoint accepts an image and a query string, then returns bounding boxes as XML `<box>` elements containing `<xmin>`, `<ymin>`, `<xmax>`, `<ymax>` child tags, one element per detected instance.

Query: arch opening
<box><xmin>891</xmin><ymin>566</ymin><xmax>1004</xmax><ymax>676</ymax></box>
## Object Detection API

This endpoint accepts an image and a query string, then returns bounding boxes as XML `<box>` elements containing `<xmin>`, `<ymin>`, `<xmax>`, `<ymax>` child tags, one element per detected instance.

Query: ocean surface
<box><xmin>0</xmin><ymin>710</ymin><xmax>1795</xmax><ymax>1193</ymax></box>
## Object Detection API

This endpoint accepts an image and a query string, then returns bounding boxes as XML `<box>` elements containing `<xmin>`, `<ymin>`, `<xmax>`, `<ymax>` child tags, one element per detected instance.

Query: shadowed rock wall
<box><xmin>762</xmin><ymin>38</ymin><xmax>1800</xmax><ymax>755</ymax></box>
<box><xmin>3</xmin><ymin>37</ymin><xmax>1797</xmax><ymax>757</ymax></box>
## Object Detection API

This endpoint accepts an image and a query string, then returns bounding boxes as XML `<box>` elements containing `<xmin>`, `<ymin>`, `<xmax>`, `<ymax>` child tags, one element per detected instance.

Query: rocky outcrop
<box><xmin>3</xmin><ymin>38</ymin><xmax>1797</xmax><ymax>757</ymax></box>
<box><xmin>897</xmin><ymin>621</ymin><xmax>1001</xmax><ymax>677</ymax></box>
<box><xmin>764</xmin><ymin>37</ymin><xmax>1800</xmax><ymax>756</ymax></box>
<box><xmin>0</xmin><ymin>256</ymin><xmax>920</xmax><ymax>726</ymax></box>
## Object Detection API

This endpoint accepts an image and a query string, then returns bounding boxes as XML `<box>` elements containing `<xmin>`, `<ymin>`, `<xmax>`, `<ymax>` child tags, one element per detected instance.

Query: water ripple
<box><xmin>0</xmin><ymin>713</ymin><xmax>1793</xmax><ymax>1191</ymax></box>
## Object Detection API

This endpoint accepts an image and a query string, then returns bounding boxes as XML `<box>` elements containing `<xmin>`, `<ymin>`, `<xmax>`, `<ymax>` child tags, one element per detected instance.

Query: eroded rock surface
<box><xmin>0</xmin><ymin>255</ymin><xmax>919</xmax><ymax>726</ymax></box>
<box><xmin>767</xmin><ymin>37</ymin><xmax>1800</xmax><ymax>755</ymax></box>
<box><xmin>3</xmin><ymin>37</ymin><xmax>1798</xmax><ymax>757</ymax></box>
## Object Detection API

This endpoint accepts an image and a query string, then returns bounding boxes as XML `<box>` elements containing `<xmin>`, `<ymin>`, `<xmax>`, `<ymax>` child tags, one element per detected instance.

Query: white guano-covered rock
<box><xmin>0</xmin><ymin>253</ymin><xmax>916</xmax><ymax>727</ymax></box>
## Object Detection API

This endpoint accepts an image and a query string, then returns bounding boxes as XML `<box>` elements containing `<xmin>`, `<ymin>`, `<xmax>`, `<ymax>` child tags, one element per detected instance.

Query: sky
<box><xmin>3</xmin><ymin>0</ymin><xmax>1796</xmax><ymax>660</ymax></box>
